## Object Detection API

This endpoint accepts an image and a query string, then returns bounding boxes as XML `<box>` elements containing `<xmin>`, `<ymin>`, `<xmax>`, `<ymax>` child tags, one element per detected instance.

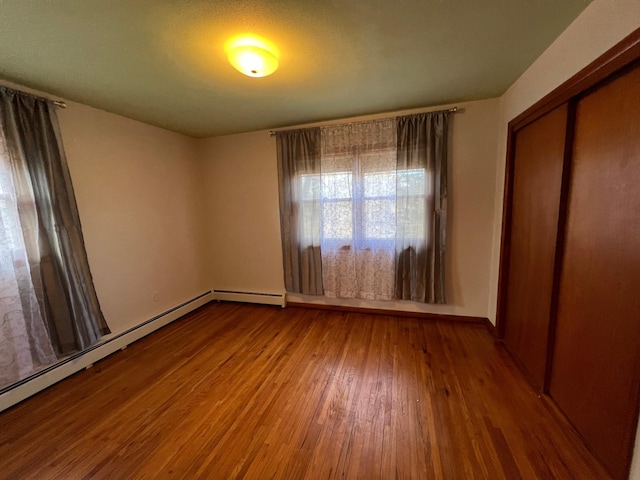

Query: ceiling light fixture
<box><xmin>225</xmin><ymin>34</ymin><xmax>279</xmax><ymax>78</ymax></box>
<box><xmin>228</xmin><ymin>45</ymin><xmax>278</xmax><ymax>77</ymax></box>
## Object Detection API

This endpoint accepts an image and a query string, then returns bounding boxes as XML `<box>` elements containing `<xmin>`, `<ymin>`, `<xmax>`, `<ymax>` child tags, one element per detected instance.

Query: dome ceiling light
<box><xmin>226</xmin><ymin>35</ymin><xmax>279</xmax><ymax>78</ymax></box>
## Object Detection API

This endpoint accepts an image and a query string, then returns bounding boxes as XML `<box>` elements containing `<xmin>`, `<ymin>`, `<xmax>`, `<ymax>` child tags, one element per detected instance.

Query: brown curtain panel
<box><xmin>276</xmin><ymin>128</ymin><xmax>323</xmax><ymax>295</ymax></box>
<box><xmin>395</xmin><ymin>111</ymin><xmax>449</xmax><ymax>303</ymax></box>
<box><xmin>0</xmin><ymin>87</ymin><xmax>110</xmax><ymax>355</ymax></box>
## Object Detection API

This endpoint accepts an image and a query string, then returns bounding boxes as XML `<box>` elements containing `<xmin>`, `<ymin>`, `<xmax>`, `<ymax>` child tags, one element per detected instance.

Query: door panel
<box><xmin>503</xmin><ymin>104</ymin><xmax>568</xmax><ymax>388</ymax></box>
<box><xmin>550</xmin><ymin>63</ymin><xmax>640</xmax><ymax>480</ymax></box>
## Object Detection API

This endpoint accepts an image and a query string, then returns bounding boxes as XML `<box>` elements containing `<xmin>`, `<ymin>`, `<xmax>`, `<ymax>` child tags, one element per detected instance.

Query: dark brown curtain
<box><xmin>0</xmin><ymin>87</ymin><xmax>110</xmax><ymax>355</ymax></box>
<box><xmin>395</xmin><ymin>111</ymin><xmax>449</xmax><ymax>303</ymax></box>
<box><xmin>276</xmin><ymin>128</ymin><xmax>323</xmax><ymax>295</ymax></box>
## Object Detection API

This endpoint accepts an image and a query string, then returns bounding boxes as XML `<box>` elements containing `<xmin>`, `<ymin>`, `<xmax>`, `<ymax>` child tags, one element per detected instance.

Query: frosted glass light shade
<box><xmin>228</xmin><ymin>45</ymin><xmax>279</xmax><ymax>77</ymax></box>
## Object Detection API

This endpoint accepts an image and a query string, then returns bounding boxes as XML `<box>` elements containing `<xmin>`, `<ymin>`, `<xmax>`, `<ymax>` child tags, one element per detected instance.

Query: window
<box><xmin>276</xmin><ymin>110</ymin><xmax>449</xmax><ymax>303</ymax></box>
<box><xmin>0</xmin><ymin>146</ymin><xmax>24</xmax><ymax>253</ymax></box>
<box><xmin>0</xmin><ymin>87</ymin><xmax>110</xmax><ymax>391</ymax></box>
<box><xmin>0</xmin><ymin>136</ymin><xmax>58</xmax><ymax>390</ymax></box>
<box><xmin>299</xmin><ymin>168</ymin><xmax>428</xmax><ymax>246</ymax></box>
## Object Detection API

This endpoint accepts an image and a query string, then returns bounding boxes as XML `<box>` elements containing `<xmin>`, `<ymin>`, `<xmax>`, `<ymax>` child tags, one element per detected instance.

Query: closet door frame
<box><xmin>495</xmin><ymin>27</ymin><xmax>640</xmax><ymax>480</ymax></box>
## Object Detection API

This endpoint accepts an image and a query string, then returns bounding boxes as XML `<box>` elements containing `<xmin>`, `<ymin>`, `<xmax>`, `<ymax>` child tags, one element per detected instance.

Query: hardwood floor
<box><xmin>0</xmin><ymin>303</ymin><xmax>610</xmax><ymax>479</ymax></box>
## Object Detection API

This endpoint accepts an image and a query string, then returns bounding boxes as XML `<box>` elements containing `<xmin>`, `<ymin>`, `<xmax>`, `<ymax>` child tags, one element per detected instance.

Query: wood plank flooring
<box><xmin>0</xmin><ymin>303</ymin><xmax>611</xmax><ymax>479</ymax></box>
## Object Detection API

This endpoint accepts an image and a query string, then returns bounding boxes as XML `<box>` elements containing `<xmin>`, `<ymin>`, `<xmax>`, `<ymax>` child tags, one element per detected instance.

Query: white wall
<box><xmin>199</xmin><ymin>98</ymin><xmax>500</xmax><ymax>318</ymax></box>
<box><xmin>57</xmin><ymin>102</ymin><xmax>210</xmax><ymax>334</ymax></box>
<box><xmin>199</xmin><ymin>129</ymin><xmax>285</xmax><ymax>295</ymax></box>
<box><xmin>485</xmin><ymin>0</ymin><xmax>640</xmax><ymax>477</ymax></box>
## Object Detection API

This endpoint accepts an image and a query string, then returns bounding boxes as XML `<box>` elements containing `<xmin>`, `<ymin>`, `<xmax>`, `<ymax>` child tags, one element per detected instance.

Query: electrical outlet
<box><xmin>153</xmin><ymin>292</ymin><xmax>160</xmax><ymax>302</ymax></box>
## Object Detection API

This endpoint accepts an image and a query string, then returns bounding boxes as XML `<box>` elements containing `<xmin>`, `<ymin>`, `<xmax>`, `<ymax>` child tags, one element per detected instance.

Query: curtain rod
<box><xmin>269</xmin><ymin>106</ymin><xmax>458</xmax><ymax>137</ymax></box>
<box><xmin>0</xmin><ymin>85</ymin><xmax>67</xmax><ymax>108</ymax></box>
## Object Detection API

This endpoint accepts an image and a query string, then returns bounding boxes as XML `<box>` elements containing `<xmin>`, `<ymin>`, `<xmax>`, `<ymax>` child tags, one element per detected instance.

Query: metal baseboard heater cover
<box><xmin>213</xmin><ymin>289</ymin><xmax>286</xmax><ymax>308</ymax></box>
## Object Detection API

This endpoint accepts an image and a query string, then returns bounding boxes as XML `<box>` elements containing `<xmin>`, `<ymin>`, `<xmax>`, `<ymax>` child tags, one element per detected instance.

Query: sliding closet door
<box><xmin>502</xmin><ymin>105</ymin><xmax>567</xmax><ymax>388</ymax></box>
<box><xmin>549</xmin><ymin>63</ymin><xmax>640</xmax><ymax>480</ymax></box>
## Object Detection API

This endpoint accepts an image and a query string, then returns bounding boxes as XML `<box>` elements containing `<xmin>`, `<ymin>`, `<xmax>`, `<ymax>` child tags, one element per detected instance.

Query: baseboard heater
<box><xmin>213</xmin><ymin>289</ymin><xmax>286</xmax><ymax>308</ymax></box>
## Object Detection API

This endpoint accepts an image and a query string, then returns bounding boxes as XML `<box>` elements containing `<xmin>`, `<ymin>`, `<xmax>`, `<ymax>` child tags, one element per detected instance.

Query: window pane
<box><xmin>299</xmin><ymin>201</ymin><xmax>320</xmax><ymax>243</ymax></box>
<box><xmin>364</xmin><ymin>198</ymin><xmax>395</xmax><ymax>239</ymax></box>
<box><xmin>397</xmin><ymin>168</ymin><xmax>426</xmax><ymax>195</ymax></box>
<box><xmin>322</xmin><ymin>200</ymin><xmax>352</xmax><ymax>240</ymax></box>
<box><xmin>322</xmin><ymin>172</ymin><xmax>352</xmax><ymax>200</ymax></box>
<box><xmin>398</xmin><ymin>196</ymin><xmax>427</xmax><ymax>239</ymax></box>
<box><xmin>300</xmin><ymin>174</ymin><xmax>320</xmax><ymax>201</ymax></box>
<box><xmin>363</xmin><ymin>171</ymin><xmax>396</xmax><ymax>198</ymax></box>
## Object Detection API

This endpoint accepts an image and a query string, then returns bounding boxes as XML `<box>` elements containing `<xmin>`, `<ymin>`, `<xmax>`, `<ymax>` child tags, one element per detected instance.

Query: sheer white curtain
<box><xmin>0</xmin><ymin>138</ymin><xmax>56</xmax><ymax>389</ymax></box>
<box><xmin>320</xmin><ymin>119</ymin><xmax>397</xmax><ymax>300</ymax></box>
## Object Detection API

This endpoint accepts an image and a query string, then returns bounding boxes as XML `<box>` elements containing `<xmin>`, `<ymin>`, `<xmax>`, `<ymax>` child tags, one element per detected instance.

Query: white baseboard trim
<box><xmin>0</xmin><ymin>291</ymin><xmax>213</xmax><ymax>413</ymax></box>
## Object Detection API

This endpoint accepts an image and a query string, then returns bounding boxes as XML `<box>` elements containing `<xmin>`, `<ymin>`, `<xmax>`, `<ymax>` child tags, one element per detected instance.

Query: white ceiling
<box><xmin>0</xmin><ymin>0</ymin><xmax>593</xmax><ymax>137</ymax></box>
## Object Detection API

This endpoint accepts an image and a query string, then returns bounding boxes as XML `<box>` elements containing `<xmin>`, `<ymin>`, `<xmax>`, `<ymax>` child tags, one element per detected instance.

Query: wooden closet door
<box><xmin>549</xmin><ymin>63</ymin><xmax>640</xmax><ymax>480</ymax></box>
<box><xmin>503</xmin><ymin>105</ymin><xmax>567</xmax><ymax>388</ymax></box>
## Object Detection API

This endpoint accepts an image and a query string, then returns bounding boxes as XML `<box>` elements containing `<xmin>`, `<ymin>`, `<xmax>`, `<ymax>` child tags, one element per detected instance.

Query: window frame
<box><xmin>297</xmin><ymin>166</ymin><xmax>429</xmax><ymax>249</ymax></box>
